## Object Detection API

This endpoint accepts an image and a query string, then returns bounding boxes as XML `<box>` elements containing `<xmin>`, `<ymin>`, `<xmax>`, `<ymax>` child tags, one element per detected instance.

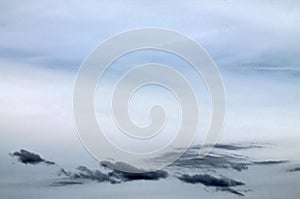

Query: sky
<box><xmin>0</xmin><ymin>0</ymin><xmax>300</xmax><ymax>198</ymax></box>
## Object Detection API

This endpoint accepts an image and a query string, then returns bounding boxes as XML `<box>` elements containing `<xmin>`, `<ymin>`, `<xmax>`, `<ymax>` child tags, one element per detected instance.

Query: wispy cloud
<box><xmin>168</xmin><ymin>145</ymin><xmax>250</xmax><ymax>172</ymax></box>
<box><xmin>177</xmin><ymin>173</ymin><xmax>245</xmax><ymax>187</ymax></box>
<box><xmin>178</xmin><ymin>174</ymin><xmax>245</xmax><ymax>196</ymax></box>
<box><xmin>9</xmin><ymin>143</ymin><xmax>292</xmax><ymax>197</ymax></box>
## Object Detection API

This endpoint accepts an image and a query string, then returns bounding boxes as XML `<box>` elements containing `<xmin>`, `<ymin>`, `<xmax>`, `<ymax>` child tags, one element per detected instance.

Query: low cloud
<box><xmin>58</xmin><ymin>166</ymin><xmax>118</xmax><ymax>184</ymax></box>
<box><xmin>212</xmin><ymin>143</ymin><xmax>262</xmax><ymax>151</ymax></box>
<box><xmin>10</xmin><ymin>149</ymin><xmax>55</xmax><ymax>165</ymax></box>
<box><xmin>101</xmin><ymin>161</ymin><xmax>169</xmax><ymax>181</ymax></box>
<box><xmin>288</xmin><ymin>167</ymin><xmax>300</xmax><ymax>172</ymax></box>
<box><xmin>169</xmin><ymin>146</ymin><xmax>250</xmax><ymax>171</ymax></box>
<box><xmin>11</xmin><ymin>143</ymin><xmax>292</xmax><ymax>197</ymax></box>
<box><xmin>178</xmin><ymin>174</ymin><xmax>245</xmax><ymax>196</ymax></box>
<box><xmin>169</xmin><ymin>144</ymin><xmax>288</xmax><ymax>172</ymax></box>
<box><xmin>178</xmin><ymin>174</ymin><xmax>245</xmax><ymax>187</ymax></box>
<box><xmin>50</xmin><ymin>181</ymin><xmax>84</xmax><ymax>186</ymax></box>
<box><xmin>217</xmin><ymin>187</ymin><xmax>245</xmax><ymax>196</ymax></box>
<box><xmin>252</xmin><ymin>160</ymin><xmax>288</xmax><ymax>165</ymax></box>
<box><xmin>55</xmin><ymin>162</ymin><xmax>169</xmax><ymax>186</ymax></box>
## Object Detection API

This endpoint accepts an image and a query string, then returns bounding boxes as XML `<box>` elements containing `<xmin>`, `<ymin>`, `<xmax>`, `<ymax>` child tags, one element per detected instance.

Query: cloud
<box><xmin>56</xmin><ymin>162</ymin><xmax>245</xmax><ymax>196</ymax></box>
<box><xmin>50</xmin><ymin>181</ymin><xmax>84</xmax><ymax>186</ymax></box>
<box><xmin>10</xmin><ymin>149</ymin><xmax>55</xmax><ymax>165</ymax></box>
<box><xmin>211</xmin><ymin>143</ymin><xmax>262</xmax><ymax>151</ymax></box>
<box><xmin>169</xmin><ymin>145</ymin><xmax>250</xmax><ymax>171</ymax></box>
<box><xmin>101</xmin><ymin>161</ymin><xmax>169</xmax><ymax>180</ymax></box>
<box><xmin>178</xmin><ymin>174</ymin><xmax>245</xmax><ymax>196</ymax></box>
<box><xmin>168</xmin><ymin>144</ymin><xmax>289</xmax><ymax>172</ymax></box>
<box><xmin>113</xmin><ymin>169</ymin><xmax>168</xmax><ymax>181</ymax></box>
<box><xmin>178</xmin><ymin>174</ymin><xmax>245</xmax><ymax>187</ymax></box>
<box><xmin>252</xmin><ymin>160</ymin><xmax>289</xmax><ymax>165</ymax></box>
<box><xmin>216</xmin><ymin>187</ymin><xmax>245</xmax><ymax>196</ymax></box>
<box><xmin>56</xmin><ymin>162</ymin><xmax>169</xmax><ymax>186</ymax></box>
<box><xmin>288</xmin><ymin>167</ymin><xmax>300</xmax><ymax>172</ymax></box>
<box><xmin>10</xmin><ymin>144</ymin><xmax>292</xmax><ymax>197</ymax></box>
<box><xmin>58</xmin><ymin>166</ymin><xmax>118</xmax><ymax>184</ymax></box>
<box><xmin>106</xmin><ymin>165</ymin><xmax>169</xmax><ymax>182</ymax></box>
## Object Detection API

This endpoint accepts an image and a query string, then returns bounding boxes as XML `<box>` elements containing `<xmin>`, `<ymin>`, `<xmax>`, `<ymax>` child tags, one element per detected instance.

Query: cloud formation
<box><xmin>169</xmin><ymin>145</ymin><xmax>250</xmax><ymax>171</ymax></box>
<box><xmin>101</xmin><ymin>161</ymin><xmax>169</xmax><ymax>181</ymax></box>
<box><xmin>178</xmin><ymin>174</ymin><xmax>245</xmax><ymax>187</ymax></box>
<box><xmin>177</xmin><ymin>174</ymin><xmax>245</xmax><ymax>196</ymax></box>
<box><xmin>58</xmin><ymin>166</ymin><xmax>118</xmax><ymax>184</ymax></box>
<box><xmin>216</xmin><ymin>187</ymin><xmax>245</xmax><ymax>196</ymax></box>
<box><xmin>168</xmin><ymin>144</ymin><xmax>289</xmax><ymax>172</ymax></box>
<box><xmin>11</xmin><ymin>144</ymin><xmax>292</xmax><ymax>197</ymax></box>
<box><xmin>288</xmin><ymin>167</ymin><xmax>300</xmax><ymax>172</ymax></box>
<box><xmin>252</xmin><ymin>160</ymin><xmax>288</xmax><ymax>165</ymax></box>
<box><xmin>50</xmin><ymin>181</ymin><xmax>84</xmax><ymax>186</ymax></box>
<box><xmin>10</xmin><ymin>149</ymin><xmax>55</xmax><ymax>165</ymax></box>
<box><xmin>56</xmin><ymin>162</ymin><xmax>169</xmax><ymax>186</ymax></box>
<box><xmin>212</xmin><ymin>143</ymin><xmax>262</xmax><ymax>151</ymax></box>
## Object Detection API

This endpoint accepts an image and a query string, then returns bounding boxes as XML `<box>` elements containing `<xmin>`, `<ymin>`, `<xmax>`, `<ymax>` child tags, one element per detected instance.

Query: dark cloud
<box><xmin>212</xmin><ymin>143</ymin><xmax>262</xmax><ymax>151</ymax></box>
<box><xmin>113</xmin><ymin>170</ymin><xmax>168</xmax><ymax>181</ymax></box>
<box><xmin>178</xmin><ymin>174</ymin><xmax>245</xmax><ymax>187</ymax></box>
<box><xmin>101</xmin><ymin>161</ymin><xmax>169</xmax><ymax>181</ymax></box>
<box><xmin>178</xmin><ymin>174</ymin><xmax>245</xmax><ymax>196</ymax></box>
<box><xmin>288</xmin><ymin>167</ymin><xmax>300</xmax><ymax>172</ymax></box>
<box><xmin>109</xmin><ymin>170</ymin><xmax>168</xmax><ymax>182</ymax></box>
<box><xmin>56</xmin><ymin>162</ymin><xmax>169</xmax><ymax>186</ymax></box>
<box><xmin>10</xmin><ymin>149</ymin><xmax>55</xmax><ymax>165</ymax></box>
<box><xmin>101</xmin><ymin>161</ymin><xmax>149</xmax><ymax>173</ymax></box>
<box><xmin>11</xmin><ymin>144</ymin><xmax>292</xmax><ymax>197</ymax></box>
<box><xmin>217</xmin><ymin>187</ymin><xmax>245</xmax><ymax>196</ymax></box>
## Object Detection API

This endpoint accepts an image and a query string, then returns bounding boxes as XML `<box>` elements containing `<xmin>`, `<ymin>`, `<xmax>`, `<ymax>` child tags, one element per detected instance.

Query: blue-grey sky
<box><xmin>1</xmin><ymin>0</ymin><xmax>300</xmax><ymax>69</ymax></box>
<box><xmin>1</xmin><ymin>0</ymin><xmax>299</xmax><ymax>142</ymax></box>
<box><xmin>0</xmin><ymin>1</ymin><xmax>300</xmax><ymax>198</ymax></box>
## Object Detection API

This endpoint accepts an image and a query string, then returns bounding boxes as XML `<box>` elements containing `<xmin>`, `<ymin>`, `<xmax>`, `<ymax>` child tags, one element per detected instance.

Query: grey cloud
<box><xmin>101</xmin><ymin>161</ymin><xmax>169</xmax><ymax>180</ymax></box>
<box><xmin>50</xmin><ymin>181</ymin><xmax>84</xmax><ymax>186</ymax></box>
<box><xmin>11</xmin><ymin>143</ymin><xmax>292</xmax><ymax>197</ymax></box>
<box><xmin>178</xmin><ymin>174</ymin><xmax>245</xmax><ymax>196</ymax></box>
<box><xmin>103</xmin><ymin>162</ymin><xmax>168</xmax><ymax>182</ymax></box>
<box><xmin>10</xmin><ymin>149</ymin><xmax>55</xmax><ymax>165</ymax></box>
<box><xmin>288</xmin><ymin>167</ymin><xmax>300</xmax><ymax>172</ymax></box>
<box><xmin>169</xmin><ymin>146</ymin><xmax>250</xmax><ymax>171</ymax></box>
<box><xmin>212</xmin><ymin>143</ymin><xmax>262</xmax><ymax>151</ymax></box>
<box><xmin>56</xmin><ymin>162</ymin><xmax>168</xmax><ymax>186</ymax></box>
<box><xmin>178</xmin><ymin>174</ymin><xmax>245</xmax><ymax>187</ymax></box>
<box><xmin>252</xmin><ymin>160</ymin><xmax>289</xmax><ymax>165</ymax></box>
<box><xmin>57</xmin><ymin>166</ymin><xmax>118</xmax><ymax>184</ymax></box>
<box><xmin>168</xmin><ymin>144</ymin><xmax>289</xmax><ymax>172</ymax></box>
<box><xmin>113</xmin><ymin>170</ymin><xmax>168</xmax><ymax>181</ymax></box>
<box><xmin>101</xmin><ymin>161</ymin><xmax>148</xmax><ymax>173</ymax></box>
<box><xmin>216</xmin><ymin>187</ymin><xmax>245</xmax><ymax>196</ymax></box>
